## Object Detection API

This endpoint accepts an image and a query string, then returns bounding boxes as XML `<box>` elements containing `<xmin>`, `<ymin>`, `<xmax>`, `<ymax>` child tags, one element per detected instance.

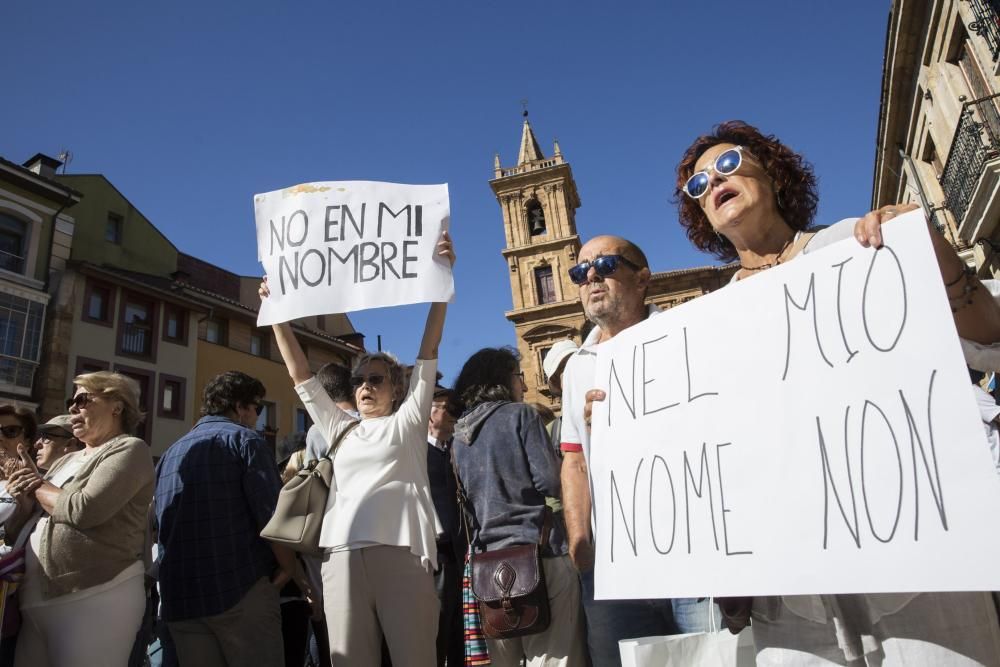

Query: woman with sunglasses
<box><xmin>0</xmin><ymin>405</ymin><xmax>37</xmax><ymax>532</ymax></box>
<box><xmin>261</xmin><ymin>230</ymin><xmax>454</xmax><ymax>666</ymax></box>
<box><xmin>671</xmin><ymin>121</ymin><xmax>1000</xmax><ymax>664</ymax></box>
<box><xmin>6</xmin><ymin>371</ymin><xmax>154</xmax><ymax>667</ymax></box>
<box><xmin>451</xmin><ymin>347</ymin><xmax>586</xmax><ymax>667</ymax></box>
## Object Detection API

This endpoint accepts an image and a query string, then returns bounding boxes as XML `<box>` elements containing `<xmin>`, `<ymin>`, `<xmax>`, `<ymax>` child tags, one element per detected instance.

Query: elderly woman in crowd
<box><xmin>262</xmin><ymin>231</ymin><xmax>454</xmax><ymax>666</ymax></box>
<box><xmin>6</xmin><ymin>371</ymin><xmax>154</xmax><ymax>667</ymax></box>
<box><xmin>452</xmin><ymin>346</ymin><xmax>585</xmax><ymax>667</ymax></box>
<box><xmin>669</xmin><ymin>120</ymin><xmax>1000</xmax><ymax>664</ymax></box>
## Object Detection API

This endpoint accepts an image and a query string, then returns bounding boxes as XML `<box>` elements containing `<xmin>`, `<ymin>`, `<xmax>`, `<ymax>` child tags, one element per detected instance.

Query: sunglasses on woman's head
<box><xmin>350</xmin><ymin>374</ymin><xmax>386</xmax><ymax>388</ymax></box>
<box><xmin>682</xmin><ymin>146</ymin><xmax>747</xmax><ymax>200</ymax></box>
<box><xmin>568</xmin><ymin>255</ymin><xmax>643</xmax><ymax>285</ymax></box>
<box><xmin>0</xmin><ymin>425</ymin><xmax>24</xmax><ymax>439</ymax></box>
<box><xmin>66</xmin><ymin>392</ymin><xmax>95</xmax><ymax>411</ymax></box>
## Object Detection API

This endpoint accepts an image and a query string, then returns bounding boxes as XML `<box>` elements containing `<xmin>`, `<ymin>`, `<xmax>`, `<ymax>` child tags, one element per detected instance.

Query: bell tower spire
<box><xmin>490</xmin><ymin>112</ymin><xmax>583</xmax><ymax>410</ymax></box>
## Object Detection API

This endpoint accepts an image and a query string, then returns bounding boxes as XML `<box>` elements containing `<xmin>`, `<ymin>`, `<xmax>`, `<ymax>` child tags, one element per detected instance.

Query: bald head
<box><xmin>576</xmin><ymin>235</ymin><xmax>651</xmax><ymax>340</ymax></box>
<box><xmin>582</xmin><ymin>235</ymin><xmax>649</xmax><ymax>271</ymax></box>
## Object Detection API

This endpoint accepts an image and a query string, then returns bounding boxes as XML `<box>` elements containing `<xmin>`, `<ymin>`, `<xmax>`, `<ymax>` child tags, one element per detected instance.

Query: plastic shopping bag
<box><xmin>619</xmin><ymin>627</ymin><xmax>755</xmax><ymax>667</ymax></box>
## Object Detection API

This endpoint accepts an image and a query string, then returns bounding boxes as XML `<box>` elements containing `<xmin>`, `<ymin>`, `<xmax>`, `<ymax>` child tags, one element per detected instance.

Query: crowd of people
<box><xmin>0</xmin><ymin>120</ymin><xmax>999</xmax><ymax>667</ymax></box>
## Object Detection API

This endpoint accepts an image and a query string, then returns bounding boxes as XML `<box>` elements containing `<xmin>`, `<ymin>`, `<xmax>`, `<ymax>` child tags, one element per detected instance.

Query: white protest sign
<box><xmin>254</xmin><ymin>181</ymin><xmax>454</xmax><ymax>325</ymax></box>
<box><xmin>590</xmin><ymin>210</ymin><xmax>1000</xmax><ymax>599</ymax></box>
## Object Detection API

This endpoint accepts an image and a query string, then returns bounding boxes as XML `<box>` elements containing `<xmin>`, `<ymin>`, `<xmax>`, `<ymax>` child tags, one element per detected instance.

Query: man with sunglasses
<box><xmin>34</xmin><ymin>414</ymin><xmax>82</xmax><ymax>473</ymax></box>
<box><xmin>155</xmin><ymin>370</ymin><xmax>298</xmax><ymax>667</ymax></box>
<box><xmin>559</xmin><ymin>236</ymin><xmax>717</xmax><ymax>666</ymax></box>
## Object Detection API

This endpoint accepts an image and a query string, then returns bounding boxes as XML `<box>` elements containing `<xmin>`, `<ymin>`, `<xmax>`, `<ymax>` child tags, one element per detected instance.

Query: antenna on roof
<box><xmin>56</xmin><ymin>149</ymin><xmax>73</xmax><ymax>174</ymax></box>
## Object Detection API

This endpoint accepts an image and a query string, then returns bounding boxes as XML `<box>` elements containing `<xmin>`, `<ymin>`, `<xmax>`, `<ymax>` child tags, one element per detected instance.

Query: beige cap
<box><xmin>38</xmin><ymin>414</ymin><xmax>74</xmax><ymax>438</ymax></box>
<box><xmin>543</xmin><ymin>340</ymin><xmax>579</xmax><ymax>380</ymax></box>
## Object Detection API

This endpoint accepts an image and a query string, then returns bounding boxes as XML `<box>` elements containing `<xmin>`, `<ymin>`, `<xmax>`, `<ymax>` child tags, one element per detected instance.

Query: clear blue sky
<box><xmin>4</xmin><ymin>1</ymin><xmax>892</xmax><ymax>384</ymax></box>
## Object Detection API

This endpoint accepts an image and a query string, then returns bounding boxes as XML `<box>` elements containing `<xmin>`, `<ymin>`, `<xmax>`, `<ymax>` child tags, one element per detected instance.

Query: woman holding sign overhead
<box><xmin>261</xmin><ymin>230</ymin><xmax>454</xmax><ymax>667</ymax></box>
<box><xmin>668</xmin><ymin>121</ymin><xmax>1000</xmax><ymax>665</ymax></box>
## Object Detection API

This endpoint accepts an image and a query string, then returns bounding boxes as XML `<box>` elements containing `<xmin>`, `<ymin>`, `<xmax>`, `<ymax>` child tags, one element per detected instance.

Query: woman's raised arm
<box><xmin>260</xmin><ymin>278</ymin><xmax>313</xmax><ymax>385</ymax></box>
<box><xmin>417</xmin><ymin>231</ymin><xmax>455</xmax><ymax>361</ymax></box>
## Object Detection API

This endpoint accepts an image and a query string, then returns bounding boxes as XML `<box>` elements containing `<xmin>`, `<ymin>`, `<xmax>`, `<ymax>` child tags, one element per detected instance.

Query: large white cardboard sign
<box><xmin>591</xmin><ymin>211</ymin><xmax>1000</xmax><ymax>599</ymax></box>
<box><xmin>254</xmin><ymin>181</ymin><xmax>453</xmax><ymax>325</ymax></box>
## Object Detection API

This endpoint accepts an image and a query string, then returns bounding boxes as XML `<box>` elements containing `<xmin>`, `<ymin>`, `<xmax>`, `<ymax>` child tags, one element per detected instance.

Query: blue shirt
<box><xmin>155</xmin><ymin>416</ymin><xmax>281</xmax><ymax>621</ymax></box>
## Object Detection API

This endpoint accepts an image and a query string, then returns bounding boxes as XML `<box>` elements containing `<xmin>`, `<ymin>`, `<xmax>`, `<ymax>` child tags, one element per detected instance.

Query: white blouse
<box><xmin>295</xmin><ymin>358</ymin><xmax>442</xmax><ymax>571</ymax></box>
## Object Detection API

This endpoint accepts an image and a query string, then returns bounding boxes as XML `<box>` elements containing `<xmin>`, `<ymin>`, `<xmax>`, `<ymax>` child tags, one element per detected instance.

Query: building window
<box><xmin>956</xmin><ymin>43</ymin><xmax>1000</xmax><ymax>141</ymax></box>
<box><xmin>296</xmin><ymin>408</ymin><xmax>313</xmax><ymax>433</ymax></box>
<box><xmin>114</xmin><ymin>365</ymin><xmax>153</xmax><ymax>441</ymax></box>
<box><xmin>256</xmin><ymin>400</ymin><xmax>277</xmax><ymax>431</ymax></box>
<box><xmin>204</xmin><ymin>317</ymin><xmax>227</xmax><ymax>345</ymax></box>
<box><xmin>526</xmin><ymin>199</ymin><xmax>546</xmax><ymax>236</ymax></box>
<box><xmin>538</xmin><ymin>346</ymin><xmax>552</xmax><ymax>381</ymax></box>
<box><xmin>0</xmin><ymin>293</ymin><xmax>45</xmax><ymax>390</ymax></box>
<box><xmin>83</xmin><ymin>280</ymin><xmax>114</xmax><ymax>326</ymax></box>
<box><xmin>74</xmin><ymin>356</ymin><xmax>110</xmax><ymax>376</ymax></box>
<box><xmin>250</xmin><ymin>332</ymin><xmax>268</xmax><ymax>357</ymax></box>
<box><xmin>0</xmin><ymin>215</ymin><xmax>27</xmax><ymax>275</ymax></box>
<box><xmin>158</xmin><ymin>374</ymin><xmax>186</xmax><ymax>420</ymax></box>
<box><xmin>162</xmin><ymin>305</ymin><xmax>187</xmax><ymax>345</ymax></box>
<box><xmin>534</xmin><ymin>265</ymin><xmax>556</xmax><ymax>304</ymax></box>
<box><xmin>106</xmin><ymin>212</ymin><xmax>123</xmax><ymax>244</ymax></box>
<box><xmin>118</xmin><ymin>293</ymin><xmax>156</xmax><ymax>358</ymax></box>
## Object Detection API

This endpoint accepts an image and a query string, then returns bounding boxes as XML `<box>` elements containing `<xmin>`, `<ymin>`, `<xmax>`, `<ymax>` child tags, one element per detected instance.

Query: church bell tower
<box><xmin>490</xmin><ymin>113</ymin><xmax>585</xmax><ymax>410</ymax></box>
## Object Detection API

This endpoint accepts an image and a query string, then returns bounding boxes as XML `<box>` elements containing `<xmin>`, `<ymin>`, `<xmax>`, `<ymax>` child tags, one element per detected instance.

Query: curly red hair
<box><xmin>674</xmin><ymin>121</ymin><xmax>819</xmax><ymax>262</ymax></box>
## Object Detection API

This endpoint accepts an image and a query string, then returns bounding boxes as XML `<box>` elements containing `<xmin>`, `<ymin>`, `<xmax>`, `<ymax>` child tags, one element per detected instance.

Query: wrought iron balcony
<box><xmin>968</xmin><ymin>0</ymin><xmax>1000</xmax><ymax>62</ymax></box>
<box><xmin>939</xmin><ymin>93</ymin><xmax>1000</xmax><ymax>228</ymax></box>
<box><xmin>121</xmin><ymin>321</ymin><xmax>152</xmax><ymax>356</ymax></box>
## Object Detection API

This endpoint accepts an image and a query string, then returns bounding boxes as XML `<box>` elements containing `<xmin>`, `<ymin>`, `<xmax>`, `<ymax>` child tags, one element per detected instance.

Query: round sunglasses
<box><xmin>568</xmin><ymin>254</ymin><xmax>643</xmax><ymax>285</ymax></box>
<box><xmin>682</xmin><ymin>146</ymin><xmax>747</xmax><ymax>200</ymax></box>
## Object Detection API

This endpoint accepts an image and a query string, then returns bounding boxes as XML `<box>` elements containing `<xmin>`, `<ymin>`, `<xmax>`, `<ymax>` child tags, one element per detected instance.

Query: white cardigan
<box><xmin>295</xmin><ymin>359</ymin><xmax>442</xmax><ymax>571</ymax></box>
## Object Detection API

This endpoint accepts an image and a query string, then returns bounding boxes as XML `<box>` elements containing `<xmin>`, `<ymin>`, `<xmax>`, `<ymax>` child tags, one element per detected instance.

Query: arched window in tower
<box><xmin>534</xmin><ymin>264</ymin><xmax>556</xmax><ymax>304</ymax></box>
<box><xmin>526</xmin><ymin>199</ymin><xmax>547</xmax><ymax>236</ymax></box>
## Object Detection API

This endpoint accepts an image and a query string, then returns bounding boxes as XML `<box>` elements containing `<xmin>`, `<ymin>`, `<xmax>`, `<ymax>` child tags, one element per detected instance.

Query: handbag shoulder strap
<box><xmin>450</xmin><ymin>449</ymin><xmax>552</xmax><ymax>552</ymax></box>
<box><xmin>449</xmin><ymin>449</ymin><xmax>475</xmax><ymax>550</ymax></box>
<box><xmin>324</xmin><ymin>420</ymin><xmax>361</xmax><ymax>459</ymax></box>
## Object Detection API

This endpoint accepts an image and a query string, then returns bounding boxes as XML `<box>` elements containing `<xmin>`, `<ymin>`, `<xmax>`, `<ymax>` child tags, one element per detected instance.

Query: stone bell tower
<box><xmin>490</xmin><ymin>113</ymin><xmax>586</xmax><ymax>410</ymax></box>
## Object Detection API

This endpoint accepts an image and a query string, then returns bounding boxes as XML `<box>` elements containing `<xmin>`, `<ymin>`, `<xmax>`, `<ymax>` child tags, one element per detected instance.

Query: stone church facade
<box><xmin>491</xmin><ymin>116</ymin><xmax>736</xmax><ymax>410</ymax></box>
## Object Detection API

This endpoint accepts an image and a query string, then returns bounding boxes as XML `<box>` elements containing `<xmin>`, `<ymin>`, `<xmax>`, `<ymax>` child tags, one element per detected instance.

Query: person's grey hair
<box><xmin>74</xmin><ymin>371</ymin><xmax>145</xmax><ymax>434</ymax></box>
<box><xmin>352</xmin><ymin>351</ymin><xmax>405</xmax><ymax>406</ymax></box>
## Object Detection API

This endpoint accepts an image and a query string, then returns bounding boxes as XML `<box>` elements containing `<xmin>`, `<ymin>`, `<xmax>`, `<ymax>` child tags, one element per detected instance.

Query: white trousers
<box><xmin>14</xmin><ymin>574</ymin><xmax>145</xmax><ymax>667</ymax></box>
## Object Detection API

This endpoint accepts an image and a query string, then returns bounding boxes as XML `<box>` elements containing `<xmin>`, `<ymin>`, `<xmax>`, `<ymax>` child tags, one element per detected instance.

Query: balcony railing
<box><xmin>939</xmin><ymin>93</ymin><xmax>1000</xmax><ymax>227</ymax></box>
<box><xmin>121</xmin><ymin>321</ymin><xmax>152</xmax><ymax>356</ymax></box>
<box><xmin>968</xmin><ymin>0</ymin><xmax>1000</xmax><ymax>62</ymax></box>
<box><xmin>0</xmin><ymin>249</ymin><xmax>25</xmax><ymax>275</ymax></box>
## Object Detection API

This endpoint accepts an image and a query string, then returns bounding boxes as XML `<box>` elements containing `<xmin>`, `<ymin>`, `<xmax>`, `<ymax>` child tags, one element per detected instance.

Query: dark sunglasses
<box><xmin>682</xmin><ymin>146</ymin><xmax>746</xmax><ymax>200</ymax></box>
<box><xmin>568</xmin><ymin>255</ymin><xmax>643</xmax><ymax>285</ymax></box>
<box><xmin>0</xmin><ymin>425</ymin><xmax>24</xmax><ymax>439</ymax></box>
<box><xmin>250</xmin><ymin>402</ymin><xmax>264</xmax><ymax>416</ymax></box>
<box><xmin>350</xmin><ymin>374</ymin><xmax>386</xmax><ymax>388</ymax></box>
<box><xmin>66</xmin><ymin>392</ymin><xmax>95</xmax><ymax>411</ymax></box>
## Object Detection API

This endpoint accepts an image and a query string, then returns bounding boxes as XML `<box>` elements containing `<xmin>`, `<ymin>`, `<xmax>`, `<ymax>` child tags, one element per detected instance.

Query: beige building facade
<box><xmin>874</xmin><ymin>0</ymin><xmax>1000</xmax><ymax>275</ymax></box>
<box><xmin>492</xmin><ymin>117</ymin><xmax>735</xmax><ymax>410</ymax></box>
<box><xmin>0</xmin><ymin>154</ymin><xmax>80</xmax><ymax>410</ymax></box>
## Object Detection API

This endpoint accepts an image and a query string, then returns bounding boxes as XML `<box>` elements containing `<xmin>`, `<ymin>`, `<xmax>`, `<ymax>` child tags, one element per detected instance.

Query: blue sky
<box><xmin>5</xmin><ymin>1</ymin><xmax>892</xmax><ymax>383</ymax></box>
